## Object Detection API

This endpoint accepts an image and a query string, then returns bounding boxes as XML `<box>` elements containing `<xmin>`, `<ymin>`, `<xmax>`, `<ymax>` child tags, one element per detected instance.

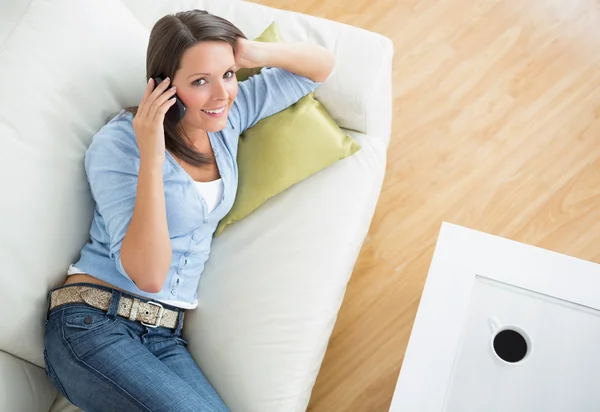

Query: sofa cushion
<box><xmin>0</xmin><ymin>0</ymin><xmax>148</xmax><ymax>366</ymax></box>
<box><xmin>186</xmin><ymin>129</ymin><xmax>387</xmax><ymax>412</ymax></box>
<box><xmin>0</xmin><ymin>350</ymin><xmax>56</xmax><ymax>412</ymax></box>
<box><xmin>0</xmin><ymin>0</ymin><xmax>31</xmax><ymax>47</ymax></box>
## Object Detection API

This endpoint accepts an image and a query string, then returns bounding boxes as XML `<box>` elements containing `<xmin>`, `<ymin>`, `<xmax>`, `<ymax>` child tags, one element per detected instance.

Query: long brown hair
<box><xmin>126</xmin><ymin>10</ymin><xmax>246</xmax><ymax>166</ymax></box>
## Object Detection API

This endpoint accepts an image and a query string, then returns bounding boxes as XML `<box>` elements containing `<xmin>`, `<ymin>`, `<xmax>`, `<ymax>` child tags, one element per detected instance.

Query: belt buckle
<box><xmin>141</xmin><ymin>301</ymin><xmax>164</xmax><ymax>328</ymax></box>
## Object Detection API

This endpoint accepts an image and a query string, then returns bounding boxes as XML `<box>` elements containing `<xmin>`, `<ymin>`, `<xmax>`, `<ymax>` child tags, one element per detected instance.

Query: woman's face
<box><xmin>172</xmin><ymin>41</ymin><xmax>238</xmax><ymax>133</ymax></box>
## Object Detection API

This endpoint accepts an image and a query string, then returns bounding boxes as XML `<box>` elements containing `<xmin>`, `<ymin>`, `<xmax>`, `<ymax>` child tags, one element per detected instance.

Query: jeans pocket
<box><xmin>62</xmin><ymin>308</ymin><xmax>118</xmax><ymax>347</ymax></box>
<box><xmin>43</xmin><ymin>349</ymin><xmax>71</xmax><ymax>402</ymax></box>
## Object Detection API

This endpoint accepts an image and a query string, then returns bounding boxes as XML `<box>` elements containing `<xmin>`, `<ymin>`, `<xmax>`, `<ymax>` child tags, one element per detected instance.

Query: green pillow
<box><xmin>215</xmin><ymin>23</ymin><xmax>360</xmax><ymax>236</ymax></box>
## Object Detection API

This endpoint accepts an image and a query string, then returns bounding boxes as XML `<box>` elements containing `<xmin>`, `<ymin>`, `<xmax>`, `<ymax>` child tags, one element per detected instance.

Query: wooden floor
<box><xmin>252</xmin><ymin>0</ymin><xmax>600</xmax><ymax>410</ymax></box>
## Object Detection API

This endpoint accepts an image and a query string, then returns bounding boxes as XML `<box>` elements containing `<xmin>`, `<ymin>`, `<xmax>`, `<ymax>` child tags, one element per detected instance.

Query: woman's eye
<box><xmin>192</xmin><ymin>78</ymin><xmax>207</xmax><ymax>86</ymax></box>
<box><xmin>224</xmin><ymin>70</ymin><xmax>234</xmax><ymax>79</ymax></box>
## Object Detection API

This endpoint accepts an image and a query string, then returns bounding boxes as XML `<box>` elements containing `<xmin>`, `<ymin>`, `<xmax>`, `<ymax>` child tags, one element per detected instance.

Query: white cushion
<box><xmin>0</xmin><ymin>0</ymin><xmax>148</xmax><ymax>367</ymax></box>
<box><xmin>0</xmin><ymin>0</ymin><xmax>392</xmax><ymax>411</ymax></box>
<box><xmin>0</xmin><ymin>0</ymin><xmax>30</xmax><ymax>47</ymax></box>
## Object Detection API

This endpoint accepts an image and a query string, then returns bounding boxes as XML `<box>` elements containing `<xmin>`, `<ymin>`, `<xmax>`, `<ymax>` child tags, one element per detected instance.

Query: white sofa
<box><xmin>0</xmin><ymin>0</ymin><xmax>393</xmax><ymax>411</ymax></box>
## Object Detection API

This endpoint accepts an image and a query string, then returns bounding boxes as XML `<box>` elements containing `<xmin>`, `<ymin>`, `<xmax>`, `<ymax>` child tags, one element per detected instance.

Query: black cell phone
<box><xmin>153</xmin><ymin>75</ymin><xmax>186</xmax><ymax>124</ymax></box>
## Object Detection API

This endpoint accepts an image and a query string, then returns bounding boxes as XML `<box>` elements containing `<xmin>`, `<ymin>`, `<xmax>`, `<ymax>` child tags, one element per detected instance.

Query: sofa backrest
<box><xmin>0</xmin><ymin>0</ymin><xmax>149</xmax><ymax>366</ymax></box>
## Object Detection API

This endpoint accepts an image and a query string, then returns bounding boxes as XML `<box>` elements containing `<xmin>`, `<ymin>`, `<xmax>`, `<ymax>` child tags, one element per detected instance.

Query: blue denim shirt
<box><xmin>72</xmin><ymin>68</ymin><xmax>320</xmax><ymax>308</ymax></box>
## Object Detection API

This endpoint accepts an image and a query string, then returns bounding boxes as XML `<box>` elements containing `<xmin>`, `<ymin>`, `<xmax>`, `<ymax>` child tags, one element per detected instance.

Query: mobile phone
<box><xmin>153</xmin><ymin>75</ymin><xmax>186</xmax><ymax>124</ymax></box>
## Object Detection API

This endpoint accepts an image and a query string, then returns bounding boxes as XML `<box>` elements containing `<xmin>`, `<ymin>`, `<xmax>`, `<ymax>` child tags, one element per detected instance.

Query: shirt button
<box><xmin>192</xmin><ymin>233</ymin><xmax>198</xmax><ymax>241</ymax></box>
<box><xmin>177</xmin><ymin>269</ymin><xmax>182</xmax><ymax>275</ymax></box>
<box><xmin>203</xmin><ymin>219</ymin><xmax>208</xmax><ymax>224</ymax></box>
<box><xmin>170</xmin><ymin>289</ymin><xmax>176</xmax><ymax>296</ymax></box>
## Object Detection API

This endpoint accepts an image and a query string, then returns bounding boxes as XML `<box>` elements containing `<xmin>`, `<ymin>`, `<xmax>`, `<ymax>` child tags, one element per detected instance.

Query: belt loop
<box><xmin>107</xmin><ymin>290</ymin><xmax>121</xmax><ymax>318</ymax></box>
<box><xmin>173</xmin><ymin>310</ymin><xmax>185</xmax><ymax>336</ymax></box>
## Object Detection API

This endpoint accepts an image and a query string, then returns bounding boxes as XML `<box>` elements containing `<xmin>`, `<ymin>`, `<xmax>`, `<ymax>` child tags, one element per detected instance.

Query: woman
<box><xmin>43</xmin><ymin>9</ymin><xmax>334</xmax><ymax>412</ymax></box>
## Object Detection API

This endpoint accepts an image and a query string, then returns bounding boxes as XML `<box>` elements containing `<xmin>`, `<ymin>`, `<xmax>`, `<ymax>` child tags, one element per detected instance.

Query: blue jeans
<box><xmin>43</xmin><ymin>284</ymin><xmax>229</xmax><ymax>412</ymax></box>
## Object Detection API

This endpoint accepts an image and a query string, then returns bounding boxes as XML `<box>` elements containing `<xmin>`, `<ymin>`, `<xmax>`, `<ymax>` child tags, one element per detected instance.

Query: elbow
<box><xmin>129</xmin><ymin>269</ymin><xmax>168</xmax><ymax>294</ymax></box>
<box><xmin>120</xmin><ymin>252</ymin><xmax>170</xmax><ymax>294</ymax></box>
<box><xmin>135</xmin><ymin>278</ymin><xmax>165</xmax><ymax>294</ymax></box>
<box><xmin>315</xmin><ymin>49</ymin><xmax>335</xmax><ymax>83</ymax></box>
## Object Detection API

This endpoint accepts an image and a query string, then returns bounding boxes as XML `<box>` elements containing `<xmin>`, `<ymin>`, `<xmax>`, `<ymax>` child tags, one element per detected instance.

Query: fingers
<box><xmin>149</xmin><ymin>86</ymin><xmax>177</xmax><ymax>121</ymax></box>
<box><xmin>156</xmin><ymin>98</ymin><xmax>178</xmax><ymax>121</ymax></box>
<box><xmin>137</xmin><ymin>78</ymin><xmax>154</xmax><ymax>115</ymax></box>
<box><xmin>140</xmin><ymin>77</ymin><xmax>172</xmax><ymax>118</ymax></box>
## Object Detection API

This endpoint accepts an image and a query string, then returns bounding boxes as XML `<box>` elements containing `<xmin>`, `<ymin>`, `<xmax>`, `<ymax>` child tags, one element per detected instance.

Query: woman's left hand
<box><xmin>234</xmin><ymin>38</ymin><xmax>266</xmax><ymax>70</ymax></box>
<box><xmin>235</xmin><ymin>37</ymin><xmax>335</xmax><ymax>83</ymax></box>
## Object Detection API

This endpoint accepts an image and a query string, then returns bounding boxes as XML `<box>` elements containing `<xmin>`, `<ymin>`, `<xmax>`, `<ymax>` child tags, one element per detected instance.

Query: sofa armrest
<box><xmin>120</xmin><ymin>0</ymin><xmax>394</xmax><ymax>144</ymax></box>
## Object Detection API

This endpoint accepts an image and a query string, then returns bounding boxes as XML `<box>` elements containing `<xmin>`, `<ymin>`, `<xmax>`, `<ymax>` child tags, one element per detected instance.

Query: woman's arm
<box><xmin>120</xmin><ymin>159</ymin><xmax>171</xmax><ymax>293</ymax></box>
<box><xmin>121</xmin><ymin>78</ymin><xmax>178</xmax><ymax>293</ymax></box>
<box><xmin>235</xmin><ymin>39</ymin><xmax>335</xmax><ymax>83</ymax></box>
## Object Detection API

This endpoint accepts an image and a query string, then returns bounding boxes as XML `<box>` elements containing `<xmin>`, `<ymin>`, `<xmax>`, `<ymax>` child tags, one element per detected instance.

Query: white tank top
<box><xmin>195</xmin><ymin>178</ymin><xmax>224</xmax><ymax>213</ymax></box>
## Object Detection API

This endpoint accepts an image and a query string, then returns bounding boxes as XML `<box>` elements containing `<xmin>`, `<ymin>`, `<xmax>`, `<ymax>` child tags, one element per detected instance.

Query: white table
<box><xmin>390</xmin><ymin>222</ymin><xmax>600</xmax><ymax>412</ymax></box>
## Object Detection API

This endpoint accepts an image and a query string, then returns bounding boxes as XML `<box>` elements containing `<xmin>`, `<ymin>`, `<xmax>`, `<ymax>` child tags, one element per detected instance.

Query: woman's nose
<box><xmin>212</xmin><ymin>81</ymin><xmax>229</xmax><ymax>101</ymax></box>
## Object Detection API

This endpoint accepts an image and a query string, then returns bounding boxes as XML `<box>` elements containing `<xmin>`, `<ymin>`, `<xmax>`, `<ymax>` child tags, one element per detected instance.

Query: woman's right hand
<box><xmin>132</xmin><ymin>77</ymin><xmax>177</xmax><ymax>165</ymax></box>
